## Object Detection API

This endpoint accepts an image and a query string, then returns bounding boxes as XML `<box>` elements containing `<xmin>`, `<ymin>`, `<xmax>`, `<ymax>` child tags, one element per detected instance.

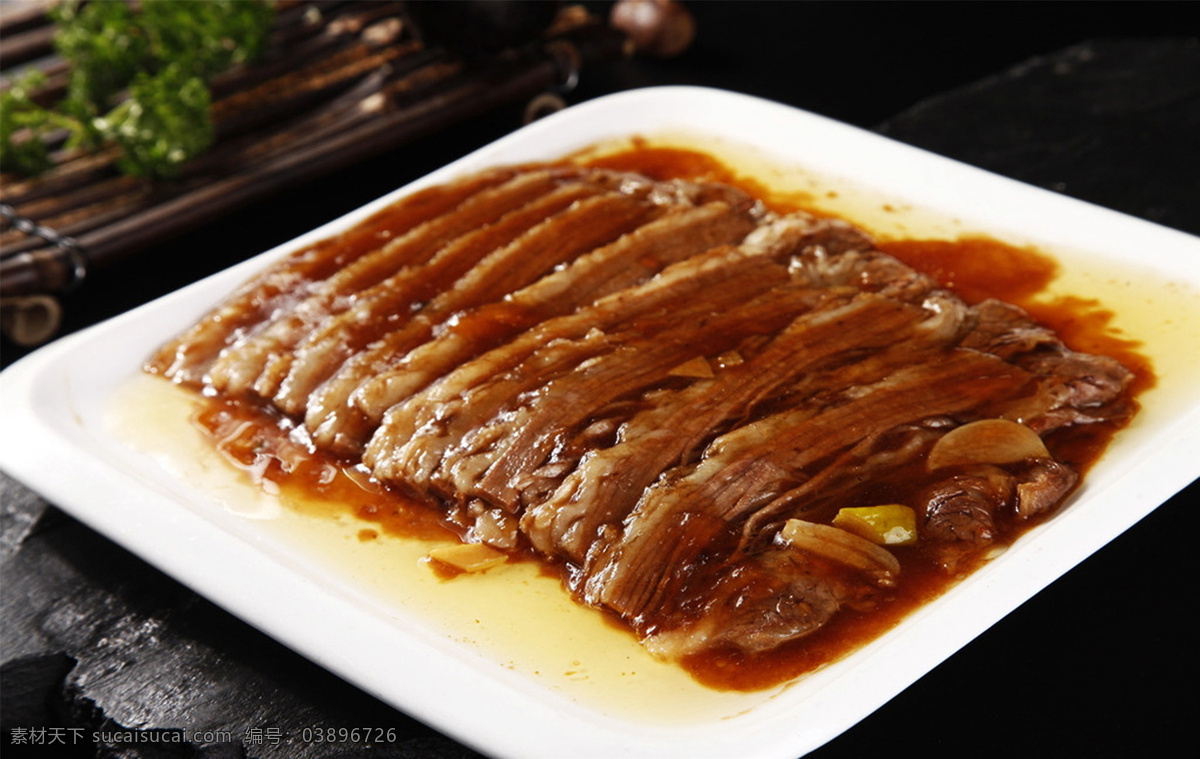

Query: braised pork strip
<box><xmin>147</xmin><ymin>162</ymin><xmax>1135</xmax><ymax>662</ymax></box>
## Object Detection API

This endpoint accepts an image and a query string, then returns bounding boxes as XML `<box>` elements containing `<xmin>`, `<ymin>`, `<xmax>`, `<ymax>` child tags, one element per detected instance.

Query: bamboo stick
<box><xmin>0</xmin><ymin>2</ymin><xmax>630</xmax><ymax>344</ymax></box>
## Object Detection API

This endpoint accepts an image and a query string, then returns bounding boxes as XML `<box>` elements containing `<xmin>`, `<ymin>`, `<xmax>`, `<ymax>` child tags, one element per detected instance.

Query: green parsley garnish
<box><xmin>1</xmin><ymin>0</ymin><xmax>274</xmax><ymax>180</ymax></box>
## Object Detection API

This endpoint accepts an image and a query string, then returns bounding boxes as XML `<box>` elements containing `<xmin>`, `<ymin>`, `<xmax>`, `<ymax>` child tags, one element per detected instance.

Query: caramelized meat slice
<box><xmin>1016</xmin><ymin>458</ymin><xmax>1079</xmax><ymax>517</ymax></box>
<box><xmin>521</xmin><ymin>294</ymin><xmax>950</xmax><ymax>563</ymax></box>
<box><xmin>918</xmin><ymin>465</ymin><xmax>1012</xmax><ymax>570</ymax></box>
<box><xmin>272</xmin><ymin>180</ymin><xmax>605</xmax><ymax>415</ymax></box>
<box><xmin>342</xmin><ymin>198</ymin><xmax>760</xmax><ymax>424</ymax></box>
<box><xmin>305</xmin><ymin>179</ymin><xmax>759</xmax><ymax>455</ymax></box>
<box><xmin>147</xmin><ymin>161</ymin><xmax>1137</xmax><ymax>663</ymax></box>
<box><xmin>146</xmin><ymin>167</ymin><xmax>522</xmax><ymax>384</ymax></box>
<box><xmin>579</xmin><ymin>351</ymin><xmax>1028</xmax><ymax>642</ymax></box>
<box><xmin>964</xmin><ymin>299</ymin><xmax>1135</xmax><ymax>432</ymax></box>
<box><xmin>643</xmin><ymin>551</ymin><xmax>842</xmax><ymax>659</ymax></box>
<box><xmin>362</xmin><ymin>214</ymin><xmax>833</xmax><ymax>491</ymax></box>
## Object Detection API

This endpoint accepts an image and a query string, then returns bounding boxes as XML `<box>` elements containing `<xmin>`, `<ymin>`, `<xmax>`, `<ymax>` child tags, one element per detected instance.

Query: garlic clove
<box><xmin>779</xmin><ymin>518</ymin><xmax>900</xmax><ymax>585</ymax></box>
<box><xmin>927</xmin><ymin>418</ymin><xmax>1050</xmax><ymax>471</ymax></box>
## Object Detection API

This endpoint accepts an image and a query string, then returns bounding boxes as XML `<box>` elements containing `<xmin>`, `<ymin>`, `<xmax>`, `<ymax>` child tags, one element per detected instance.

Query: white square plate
<box><xmin>3</xmin><ymin>87</ymin><xmax>1199</xmax><ymax>758</ymax></box>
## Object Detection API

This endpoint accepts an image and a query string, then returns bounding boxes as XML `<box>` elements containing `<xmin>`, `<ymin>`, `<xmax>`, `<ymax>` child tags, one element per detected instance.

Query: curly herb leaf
<box><xmin>50</xmin><ymin>0</ymin><xmax>149</xmax><ymax>117</ymax></box>
<box><xmin>95</xmin><ymin>66</ymin><xmax>214</xmax><ymax>180</ymax></box>
<box><xmin>142</xmin><ymin>0</ymin><xmax>276</xmax><ymax>82</ymax></box>
<box><xmin>3</xmin><ymin>0</ymin><xmax>275</xmax><ymax>179</ymax></box>
<box><xmin>1</xmin><ymin>72</ymin><xmax>54</xmax><ymax>174</ymax></box>
<box><xmin>0</xmin><ymin>71</ymin><xmax>89</xmax><ymax>175</ymax></box>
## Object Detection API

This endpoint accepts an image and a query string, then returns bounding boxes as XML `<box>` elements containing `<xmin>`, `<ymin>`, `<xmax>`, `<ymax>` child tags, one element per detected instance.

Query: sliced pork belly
<box><xmin>271</xmin><ymin>181</ymin><xmax>604</xmax><ymax>416</ymax></box>
<box><xmin>361</xmin><ymin>213</ymin><xmax>845</xmax><ymax>491</ymax></box>
<box><xmin>148</xmin><ymin>167</ymin><xmax>520</xmax><ymax>384</ymax></box>
<box><xmin>301</xmin><ymin>177</ymin><xmax>760</xmax><ymax>455</ymax></box>
<box><xmin>521</xmin><ymin>294</ymin><xmax>962</xmax><ymax>564</ymax></box>
<box><xmin>344</xmin><ymin>198</ymin><xmax>760</xmax><ymax>426</ymax></box>
<box><xmin>148</xmin><ymin>161</ymin><xmax>1136</xmax><ymax>663</ymax></box>
<box><xmin>579</xmin><ymin>350</ymin><xmax>1029</xmax><ymax>648</ymax></box>
<box><xmin>206</xmin><ymin>168</ymin><xmax>618</xmax><ymax>401</ymax></box>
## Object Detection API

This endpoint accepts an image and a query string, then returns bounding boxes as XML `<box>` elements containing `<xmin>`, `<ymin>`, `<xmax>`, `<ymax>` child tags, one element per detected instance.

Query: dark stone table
<box><xmin>4</xmin><ymin>4</ymin><xmax>1197</xmax><ymax>757</ymax></box>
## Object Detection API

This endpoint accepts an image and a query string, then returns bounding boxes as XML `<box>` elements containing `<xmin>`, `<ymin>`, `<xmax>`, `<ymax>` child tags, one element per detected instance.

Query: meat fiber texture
<box><xmin>147</xmin><ymin>164</ymin><xmax>1134</xmax><ymax>660</ymax></box>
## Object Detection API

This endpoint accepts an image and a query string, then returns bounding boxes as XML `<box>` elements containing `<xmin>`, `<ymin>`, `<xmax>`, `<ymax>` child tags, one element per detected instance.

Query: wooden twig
<box><xmin>0</xmin><ymin>1</ymin><xmax>53</xmax><ymax>38</ymax></box>
<box><xmin>0</xmin><ymin>2</ymin><xmax>633</xmax><ymax>343</ymax></box>
<box><xmin>0</xmin><ymin>22</ymin><xmax>55</xmax><ymax>69</ymax></box>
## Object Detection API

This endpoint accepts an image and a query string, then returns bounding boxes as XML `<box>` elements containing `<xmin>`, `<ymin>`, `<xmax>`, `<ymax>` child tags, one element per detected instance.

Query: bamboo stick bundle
<box><xmin>0</xmin><ymin>0</ymin><xmax>661</xmax><ymax>345</ymax></box>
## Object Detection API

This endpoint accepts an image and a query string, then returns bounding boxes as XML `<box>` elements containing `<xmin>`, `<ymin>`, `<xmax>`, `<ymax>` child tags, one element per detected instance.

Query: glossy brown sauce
<box><xmin>878</xmin><ymin>237</ymin><xmax>1154</xmax><ymax>399</ymax></box>
<box><xmin>185</xmin><ymin>144</ymin><xmax>1151</xmax><ymax>693</ymax></box>
<box><xmin>192</xmin><ymin>402</ymin><xmax>455</xmax><ymax>542</ymax></box>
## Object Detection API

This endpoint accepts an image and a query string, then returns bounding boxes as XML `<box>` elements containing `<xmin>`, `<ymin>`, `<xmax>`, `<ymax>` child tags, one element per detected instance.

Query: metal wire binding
<box><xmin>0</xmin><ymin>203</ymin><xmax>90</xmax><ymax>292</ymax></box>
